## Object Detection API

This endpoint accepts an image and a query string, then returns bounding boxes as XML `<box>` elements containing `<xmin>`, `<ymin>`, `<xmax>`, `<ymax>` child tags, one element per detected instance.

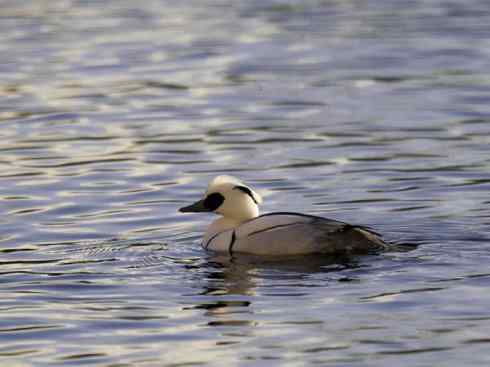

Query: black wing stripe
<box><xmin>247</xmin><ymin>222</ymin><xmax>304</xmax><ymax>238</ymax></box>
<box><xmin>228</xmin><ymin>230</ymin><xmax>237</xmax><ymax>256</ymax></box>
<box><xmin>203</xmin><ymin>232</ymin><xmax>223</xmax><ymax>250</ymax></box>
<box><xmin>257</xmin><ymin>211</ymin><xmax>347</xmax><ymax>224</ymax></box>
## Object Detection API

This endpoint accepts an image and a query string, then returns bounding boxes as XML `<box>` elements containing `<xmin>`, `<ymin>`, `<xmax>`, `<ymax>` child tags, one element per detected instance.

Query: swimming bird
<box><xmin>179</xmin><ymin>176</ymin><xmax>388</xmax><ymax>256</ymax></box>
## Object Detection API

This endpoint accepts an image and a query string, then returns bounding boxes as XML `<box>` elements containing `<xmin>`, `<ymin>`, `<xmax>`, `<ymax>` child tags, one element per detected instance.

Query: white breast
<box><xmin>202</xmin><ymin>230</ymin><xmax>234</xmax><ymax>252</ymax></box>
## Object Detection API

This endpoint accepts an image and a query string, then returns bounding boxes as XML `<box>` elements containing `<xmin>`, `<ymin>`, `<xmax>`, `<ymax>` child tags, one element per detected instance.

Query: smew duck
<box><xmin>179</xmin><ymin>176</ymin><xmax>387</xmax><ymax>256</ymax></box>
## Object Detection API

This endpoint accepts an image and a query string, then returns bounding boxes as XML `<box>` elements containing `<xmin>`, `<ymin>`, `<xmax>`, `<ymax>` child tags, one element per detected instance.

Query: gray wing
<box><xmin>235</xmin><ymin>213</ymin><xmax>387</xmax><ymax>255</ymax></box>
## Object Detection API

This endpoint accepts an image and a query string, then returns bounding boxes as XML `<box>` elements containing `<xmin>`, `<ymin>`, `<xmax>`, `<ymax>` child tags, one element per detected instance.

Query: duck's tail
<box><xmin>352</xmin><ymin>226</ymin><xmax>389</xmax><ymax>252</ymax></box>
<box><xmin>319</xmin><ymin>223</ymin><xmax>389</xmax><ymax>254</ymax></box>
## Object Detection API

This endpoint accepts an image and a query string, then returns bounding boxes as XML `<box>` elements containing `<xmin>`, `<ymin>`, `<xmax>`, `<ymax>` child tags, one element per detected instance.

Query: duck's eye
<box><xmin>203</xmin><ymin>192</ymin><xmax>225</xmax><ymax>211</ymax></box>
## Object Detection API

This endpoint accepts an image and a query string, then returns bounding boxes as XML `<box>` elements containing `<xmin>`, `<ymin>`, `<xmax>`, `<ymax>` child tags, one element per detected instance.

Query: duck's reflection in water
<box><xmin>205</xmin><ymin>254</ymin><xmax>363</xmax><ymax>294</ymax></box>
<box><xmin>186</xmin><ymin>254</ymin><xmax>364</xmax><ymax>331</ymax></box>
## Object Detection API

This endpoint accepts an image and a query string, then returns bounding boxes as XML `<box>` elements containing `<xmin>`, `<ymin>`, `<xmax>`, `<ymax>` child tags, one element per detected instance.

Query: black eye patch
<box><xmin>233</xmin><ymin>185</ymin><xmax>258</xmax><ymax>204</ymax></box>
<box><xmin>203</xmin><ymin>192</ymin><xmax>225</xmax><ymax>211</ymax></box>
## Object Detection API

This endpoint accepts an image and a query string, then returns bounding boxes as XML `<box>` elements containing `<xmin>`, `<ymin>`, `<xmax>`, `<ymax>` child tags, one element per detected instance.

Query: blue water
<box><xmin>1</xmin><ymin>1</ymin><xmax>490</xmax><ymax>366</ymax></box>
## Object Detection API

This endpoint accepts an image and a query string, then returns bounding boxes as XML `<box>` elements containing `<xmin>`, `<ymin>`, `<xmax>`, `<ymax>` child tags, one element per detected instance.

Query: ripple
<box><xmin>57</xmin><ymin>354</ymin><xmax>109</xmax><ymax>365</ymax></box>
<box><xmin>0</xmin><ymin>348</ymin><xmax>39</xmax><ymax>357</ymax></box>
<box><xmin>376</xmin><ymin>347</ymin><xmax>453</xmax><ymax>355</ymax></box>
<box><xmin>361</xmin><ymin>287</ymin><xmax>446</xmax><ymax>302</ymax></box>
<box><xmin>0</xmin><ymin>324</ymin><xmax>62</xmax><ymax>333</ymax></box>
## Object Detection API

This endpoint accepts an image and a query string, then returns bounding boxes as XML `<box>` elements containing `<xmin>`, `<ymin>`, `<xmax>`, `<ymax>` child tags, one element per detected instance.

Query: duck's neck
<box><xmin>207</xmin><ymin>217</ymin><xmax>243</xmax><ymax>236</ymax></box>
<box><xmin>207</xmin><ymin>210</ymin><xmax>258</xmax><ymax>237</ymax></box>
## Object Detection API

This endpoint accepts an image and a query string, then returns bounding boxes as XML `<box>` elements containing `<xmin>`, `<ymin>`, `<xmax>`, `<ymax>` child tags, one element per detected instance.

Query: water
<box><xmin>1</xmin><ymin>0</ymin><xmax>490</xmax><ymax>365</ymax></box>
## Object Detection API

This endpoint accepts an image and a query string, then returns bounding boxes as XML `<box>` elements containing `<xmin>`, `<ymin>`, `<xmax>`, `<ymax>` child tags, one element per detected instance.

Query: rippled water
<box><xmin>1</xmin><ymin>0</ymin><xmax>490</xmax><ymax>366</ymax></box>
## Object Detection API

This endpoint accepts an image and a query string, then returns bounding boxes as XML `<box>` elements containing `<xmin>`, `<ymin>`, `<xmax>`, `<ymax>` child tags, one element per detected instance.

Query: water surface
<box><xmin>1</xmin><ymin>1</ymin><xmax>490</xmax><ymax>366</ymax></box>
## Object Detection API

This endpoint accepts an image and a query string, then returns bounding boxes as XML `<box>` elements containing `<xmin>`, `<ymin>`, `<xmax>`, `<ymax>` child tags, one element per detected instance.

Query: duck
<box><xmin>179</xmin><ymin>175</ymin><xmax>388</xmax><ymax>256</ymax></box>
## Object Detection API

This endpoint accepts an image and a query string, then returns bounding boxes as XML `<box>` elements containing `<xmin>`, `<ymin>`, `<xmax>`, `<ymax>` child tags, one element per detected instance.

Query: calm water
<box><xmin>1</xmin><ymin>0</ymin><xmax>490</xmax><ymax>366</ymax></box>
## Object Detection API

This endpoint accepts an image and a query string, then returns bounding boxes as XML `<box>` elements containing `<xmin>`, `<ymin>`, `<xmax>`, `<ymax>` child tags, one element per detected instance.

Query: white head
<box><xmin>179</xmin><ymin>175</ymin><xmax>262</xmax><ymax>222</ymax></box>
